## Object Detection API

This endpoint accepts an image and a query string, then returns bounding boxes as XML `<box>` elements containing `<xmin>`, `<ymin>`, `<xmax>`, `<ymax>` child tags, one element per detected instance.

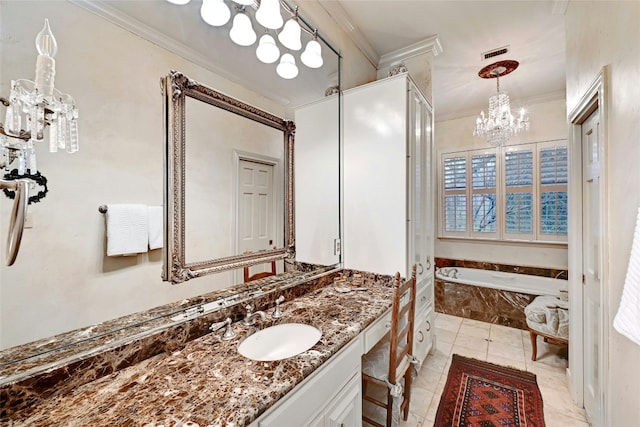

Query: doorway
<box><xmin>568</xmin><ymin>67</ymin><xmax>608</xmax><ymax>427</ymax></box>
<box><xmin>235</xmin><ymin>155</ymin><xmax>279</xmax><ymax>281</ymax></box>
<box><xmin>581</xmin><ymin>109</ymin><xmax>602</xmax><ymax>425</ymax></box>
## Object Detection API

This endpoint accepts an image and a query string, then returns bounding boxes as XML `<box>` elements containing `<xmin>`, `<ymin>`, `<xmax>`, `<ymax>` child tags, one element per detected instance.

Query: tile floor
<box><xmin>400</xmin><ymin>313</ymin><xmax>590</xmax><ymax>427</ymax></box>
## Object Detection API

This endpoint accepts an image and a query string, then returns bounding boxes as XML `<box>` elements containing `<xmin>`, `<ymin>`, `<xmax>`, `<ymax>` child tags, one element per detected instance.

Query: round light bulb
<box><xmin>229</xmin><ymin>12</ymin><xmax>257</xmax><ymax>46</ymax></box>
<box><xmin>200</xmin><ymin>0</ymin><xmax>230</xmax><ymax>27</ymax></box>
<box><xmin>255</xmin><ymin>0</ymin><xmax>283</xmax><ymax>30</ymax></box>
<box><xmin>166</xmin><ymin>0</ymin><xmax>191</xmax><ymax>5</ymax></box>
<box><xmin>276</xmin><ymin>53</ymin><xmax>298</xmax><ymax>79</ymax></box>
<box><xmin>256</xmin><ymin>34</ymin><xmax>280</xmax><ymax>64</ymax></box>
<box><xmin>301</xmin><ymin>39</ymin><xmax>323</xmax><ymax>68</ymax></box>
<box><xmin>278</xmin><ymin>18</ymin><xmax>301</xmax><ymax>51</ymax></box>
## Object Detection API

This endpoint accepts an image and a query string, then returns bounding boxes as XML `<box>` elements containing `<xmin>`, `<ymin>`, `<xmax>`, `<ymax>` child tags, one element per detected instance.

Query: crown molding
<box><xmin>67</xmin><ymin>0</ymin><xmax>292</xmax><ymax>105</ymax></box>
<box><xmin>317</xmin><ymin>0</ymin><xmax>380</xmax><ymax>68</ymax></box>
<box><xmin>378</xmin><ymin>35</ymin><xmax>443</xmax><ymax>70</ymax></box>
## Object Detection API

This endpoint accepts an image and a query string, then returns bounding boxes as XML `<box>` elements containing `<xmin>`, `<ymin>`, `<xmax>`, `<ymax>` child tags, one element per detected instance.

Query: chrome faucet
<box><xmin>272</xmin><ymin>296</ymin><xmax>285</xmax><ymax>318</ymax></box>
<box><xmin>209</xmin><ymin>317</ymin><xmax>236</xmax><ymax>341</ymax></box>
<box><xmin>242</xmin><ymin>304</ymin><xmax>267</xmax><ymax>326</ymax></box>
<box><xmin>439</xmin><ymin>267</ymin><xmax>458</xmax><ymax>279</ymax></box>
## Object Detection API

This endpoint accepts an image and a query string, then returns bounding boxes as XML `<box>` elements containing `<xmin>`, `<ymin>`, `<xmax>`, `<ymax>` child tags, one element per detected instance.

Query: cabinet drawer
<box><xmin>363</xmin><ymin>309</ymin><xmax>392</xmax><ymax>353</ymax></box>
<box><xmin>413</xmin><ymin>306</ymin><xmax>434</xmax><ymax>366</ymax></box>
<box><xmin>416</xmin><ymin>278</ymin><xmax>433</xmax><ymax>312</ymax></box>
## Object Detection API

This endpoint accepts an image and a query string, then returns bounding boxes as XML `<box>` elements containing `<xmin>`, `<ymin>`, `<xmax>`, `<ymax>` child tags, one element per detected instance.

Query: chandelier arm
<box><xmin>0</xmin><ymin>124</ymin><xmax>32</xmax><ymax>141</ymax></box>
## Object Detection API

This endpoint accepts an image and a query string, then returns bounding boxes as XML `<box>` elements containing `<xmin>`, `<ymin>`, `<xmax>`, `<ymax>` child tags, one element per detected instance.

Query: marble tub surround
<box><xmin>435</xmin><ymin>280</ymin><xmax>536</xmax><ymax>330</ymax></box>
<box><xmin>0</xmin><ymin>267</ymin><xmax>341</xmax><ymax>418</ymax></box>
<box><xmin>2</xmin><ymin>271</ymin><xmax>396</xmax><ymax>426</ymax></box>
<box><xmin>434</xmin><ymin>258</ymin><xmax>567</xmax><ymax>330</ymax></box>
<box><xmin>435</xmin><ymin>257</ymin><xmax>568</xmax><ymax>280</ymax></box>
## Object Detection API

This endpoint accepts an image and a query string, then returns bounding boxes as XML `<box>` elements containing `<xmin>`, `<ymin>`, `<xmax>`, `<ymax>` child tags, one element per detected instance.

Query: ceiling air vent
<box><xmin>482</xmin><ymin>46</ymin><xmax>510</xmax><ymax>61</ymax></box>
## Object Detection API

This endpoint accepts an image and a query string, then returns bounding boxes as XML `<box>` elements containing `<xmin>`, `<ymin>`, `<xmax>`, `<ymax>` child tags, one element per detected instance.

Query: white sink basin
<box><xmin>238</xmin><ymin>323</ymin><xmax>322</xmax><ymax>361</ymax></box>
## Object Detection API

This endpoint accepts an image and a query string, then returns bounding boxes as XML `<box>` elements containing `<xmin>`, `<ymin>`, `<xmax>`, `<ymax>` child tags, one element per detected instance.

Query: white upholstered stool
<box><xmin>524</xmin><ymin>295</ymin><xmax>569</xmax><ymax>361</ymax></box>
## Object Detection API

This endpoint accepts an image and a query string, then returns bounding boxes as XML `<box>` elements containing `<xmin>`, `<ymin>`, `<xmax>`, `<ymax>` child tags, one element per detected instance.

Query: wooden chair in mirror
<box><xmin>244</xmin><ymin>261</ymin><xmax>277</xmax><ymax>283</ymax></box>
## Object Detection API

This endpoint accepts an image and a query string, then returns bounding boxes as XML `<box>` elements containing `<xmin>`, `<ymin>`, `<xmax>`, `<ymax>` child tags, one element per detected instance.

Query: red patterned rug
<box><xmin>434</xmin><ymin>354</ymin><xmax>545</xmax><ymax>427</ymax></box>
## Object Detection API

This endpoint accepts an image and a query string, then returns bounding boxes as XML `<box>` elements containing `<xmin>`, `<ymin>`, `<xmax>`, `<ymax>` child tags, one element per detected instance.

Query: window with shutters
<box><xmin>538</xmin><ymin>143</ymin><xmax>568</xmax><ymax>241</ymax></box>
<box><xmin>443</xmin><ymin>155</ymin><xmax>467</xmax><ymax>233</ymax></box>
<box><xmin>471</xmin><ymin>153</ymin><xmax>497</xmax><ymax>235</ymax></box>
<box><xmin>504</xmin><ymin>147</ymin><xmax>534</xmax><ymax>239</ymax></box>
<box><xmin>439</xmin><ymin>140</ymin><xmax>567</xmax><ymax>244</ymax></box>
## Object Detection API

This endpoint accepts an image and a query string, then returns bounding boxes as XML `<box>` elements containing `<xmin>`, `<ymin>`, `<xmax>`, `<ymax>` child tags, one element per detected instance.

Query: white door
<box><xmin>582</xmin><ymin>109</ymin><xmax>602</xmax><ymax>426</ymax></box>
<box><xmin>237</xmin><ymin>159</ymin><xmax>276</xmax><ymax>273</ymax></box>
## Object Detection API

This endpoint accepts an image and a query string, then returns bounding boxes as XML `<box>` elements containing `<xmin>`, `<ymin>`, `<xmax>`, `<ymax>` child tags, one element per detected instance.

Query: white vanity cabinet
<box><xmin>343</xmin><ymin>73</ymin><xmax>435</xmax><ymax>363</ymax></box>
<box><xmin>250</xmin><ymin>337</ymin><xmax>362</xmax><ymax>427</ymax></box>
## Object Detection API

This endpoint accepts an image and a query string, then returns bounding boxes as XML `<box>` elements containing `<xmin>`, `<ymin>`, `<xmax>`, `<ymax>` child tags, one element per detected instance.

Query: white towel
<box><xmin>613</xmin><ymin>206</ymin><xmax>640</xmax><ymax>346</ymax></box>
<box><xmin>147</xmin><ymin>205</ymin><xmax>164</xmax><ymax>250</ymax></box>
<box><xmin>105</xmin><ymin>204</ymin><xmax>149</xmax><ymax>256</ymax></box>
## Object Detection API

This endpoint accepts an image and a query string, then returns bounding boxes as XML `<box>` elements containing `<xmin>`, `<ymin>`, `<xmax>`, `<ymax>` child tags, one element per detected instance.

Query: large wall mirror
<box><xmin>162</xmin><ymin>71</ymin><xmax>295</xmax><ymax>284</ymax></box>
<box><xmin>0</xmin><ymin>0</ymin><xmax>341</xmax><ymax>375</ymax></box>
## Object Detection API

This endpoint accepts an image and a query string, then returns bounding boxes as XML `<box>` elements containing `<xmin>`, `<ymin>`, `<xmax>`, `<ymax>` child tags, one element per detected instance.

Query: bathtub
<box><xmin>435</xmin><ymin>267</ymin><xmax>567</xmax><ymax>296</ymax></box>
<box><xmin>435</xmin><ymin>266</ymin><xmax>567</xmax><ymax>329</ymax></box>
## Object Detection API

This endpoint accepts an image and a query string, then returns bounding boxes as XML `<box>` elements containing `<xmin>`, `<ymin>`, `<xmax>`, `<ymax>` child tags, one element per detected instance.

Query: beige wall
<box><xmin>435</xmin><ymin>98</ymin><xmax>569</xmax><ymax>269</ymax></box>
<box><xmin>566</xmin><ymin>2</ymin><xmax>640</xmax><ymax>426</ymax></box>
<box><xmin>376</xmin><ymin>53</ymin><xmax>434</xmax><ymax>104</ymax></box>
<box><xmin>0</xmin><ymin>1</ymin><xmax>376</xmax><ymax>349</ymax></box>
<box><xmin>297</xmin><ymin>0</ymin><xmax>377</xmax><ymax>91</ymax></box>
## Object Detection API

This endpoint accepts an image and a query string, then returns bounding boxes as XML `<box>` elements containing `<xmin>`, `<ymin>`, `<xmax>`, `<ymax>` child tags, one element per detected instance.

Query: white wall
<box><xmin>0</xmin><ymin>1</ymin><xmax>284</xmax><ymax>349</ymax></box>
<box><xmin>297</xmin><ymin>0</ymin><xmax>377</xmax><ymax>91</ymax></box>
<box><xmin>434</xmin><ymin>98</ymin><xmax>569</xmax><ymax>269</ymax></box>
<box><xmin>0</xmin><ymin>1</ymin><xmax>376</xmax><ymax>349</ymax></box>
<box><xmin>565</xmin><ymin>2</ymin><xmax>640</xmax><ymax>426</ymax></box>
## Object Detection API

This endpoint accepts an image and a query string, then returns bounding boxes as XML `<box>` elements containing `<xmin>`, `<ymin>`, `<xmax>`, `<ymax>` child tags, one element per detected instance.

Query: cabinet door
<box><xmin>408</xmin><ymin>83</ymin><xmax>430</xmax><ymax>282</ymax></box>
<box><xmin>295</xmin><ymin>96</ymin><xmax>341</xmax><ymax>267</ymax></box>
<box><xmin>325</xmin><ymin>374</ymin><xmax>362</xmax><ymax>427</ymax></box>
<box><xmin>343</xmin><ymin>76</ymin><xmax>408</xmax><ymax>276</ymax></box>
<box><xmin>423</xmin><ymin>99</ymin><xmax>435</xmax><ymax>285</ymax></box>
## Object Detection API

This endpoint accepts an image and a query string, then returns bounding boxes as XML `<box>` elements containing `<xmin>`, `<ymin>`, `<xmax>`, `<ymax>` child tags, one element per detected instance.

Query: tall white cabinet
<box><xmin>294</xmin><ymin>95</ymin><xmax>341</xmax><ymax>267</ymax></box>
<box><xmin>343</xmin><ymin>73</ymin><xmax>435</xmax><ymax>363</ymax></box>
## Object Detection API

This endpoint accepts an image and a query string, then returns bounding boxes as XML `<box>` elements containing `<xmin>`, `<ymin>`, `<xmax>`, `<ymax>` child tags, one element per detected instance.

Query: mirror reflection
<box><xmin>162</xmin><ymin>70</ymin><xmax>295</xmax><ymax>283</ymax></box>
<box><xmin>0</xmin><ymin>0</ymin><xmax>340</xmax><ymax>373</ymax></box>
<box><xmin>184</xmin><ymin>97</ymin><xmax>285</xmax><ymax>265</ymax></box>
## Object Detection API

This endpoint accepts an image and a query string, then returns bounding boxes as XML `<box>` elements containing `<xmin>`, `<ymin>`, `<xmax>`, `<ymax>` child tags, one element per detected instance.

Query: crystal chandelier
<box><xmin>0</xmin><ymin>19</ymin><xmax>79</xmax><ymax>265</ymax></box>
<box><xmin>167</xmin><ymin>0</ymin><xmax>324</xmax><ymax>79</ymax></box>
<box><xmin>1</xmin><ymin>19</ymin><xmax>79</xmax><ymax>174</ymax></box>
<box><xmin>473</xmin><ymin>60</ymin><xmax>529</xmax><ymax>147</ymax></box>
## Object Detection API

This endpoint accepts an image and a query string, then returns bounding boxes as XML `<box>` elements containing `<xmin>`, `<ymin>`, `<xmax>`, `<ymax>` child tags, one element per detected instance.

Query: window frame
<box><xmin>536</xmin><ymin>140</ymin><xmax>569</xmax><ymax>242</ymax></box>
<box><xmin>502</xmin><ymin>144</ymin><xmax>536</xmax><ymax>241</ymax></box>
<box><xmin>441</xmin><ymin>153</ymin><xmax>468</xmax><ymax>236</ymax></box>
<box><xmin>438</xmin><ymin>140</ymin><xmax>568</xmax><ymax>245</ymax></box>
<box><xmin>469</xmin><ymin>149</ymin><xmax>499</xmax><ymax>239</ymax></box>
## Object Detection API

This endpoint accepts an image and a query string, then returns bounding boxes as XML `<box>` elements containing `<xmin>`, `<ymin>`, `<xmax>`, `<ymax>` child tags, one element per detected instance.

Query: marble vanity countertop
<box><xmin>4</xmin><ymin>273</ymin><xmax>395</xmax><ymax>426</ymax></box>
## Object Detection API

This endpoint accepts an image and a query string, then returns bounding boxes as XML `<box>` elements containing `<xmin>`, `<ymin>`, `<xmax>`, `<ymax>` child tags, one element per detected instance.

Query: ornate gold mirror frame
<box><xmin>161</xmin><ymin>70</ymin><xmax>295</xmax><ymax>284</ymax></box>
